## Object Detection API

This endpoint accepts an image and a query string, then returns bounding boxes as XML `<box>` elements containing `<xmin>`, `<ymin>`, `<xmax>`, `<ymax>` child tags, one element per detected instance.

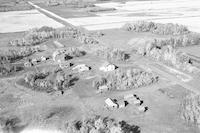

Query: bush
<box><xmin>64</xmin><ymin>115</ymin><xmax>140</xmax><ymax>133</ymax></box>
<box><xmin>96</xmin><ymin>47</ymin><xmax>129</xmax><ymax>61</ymax></box>
<box><xmin>180</xmin><ymin>94</ymin><xmax>200</xmax><ymax>127</ymax></box>
<box><xmin>122</xmin><ymin>21</ymin><xmax>190</xmax><ymax>35</ymax></box>
<box><xmin>94</xmin><ymin>68</ymin><xmax>158</xmax><ymax>91</ymax></box>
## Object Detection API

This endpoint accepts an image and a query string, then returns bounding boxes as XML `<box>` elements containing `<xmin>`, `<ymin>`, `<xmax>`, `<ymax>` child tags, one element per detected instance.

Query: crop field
<box><xmin>63</xmin><ymin>0</ymin><xmax>200</xmax><ymax>32</ymax></box>
<box><xmin>0</xmin><ymin>0</ymin><xmax>200</xmax><ymax>133</ymax></box>
<box><xmin>0</xmin><ymin>9</ymin><xmax>64</xmax><ymax>33</ymax></box>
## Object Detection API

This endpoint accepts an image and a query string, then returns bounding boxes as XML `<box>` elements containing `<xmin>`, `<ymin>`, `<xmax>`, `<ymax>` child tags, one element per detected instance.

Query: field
<box><xmin>0</xmin><ymin>9</ymin><xmax>64</xmax><ymax>33</ymax></box>
<box><xmin>63</xmin><ymin>0</ymin><xmax>200</xmax><ymax>32</ymax></box>
<box><xmin>0</xmin><ymin>0</ymin><xmax>200</xmax><ymax>133</ymax></box>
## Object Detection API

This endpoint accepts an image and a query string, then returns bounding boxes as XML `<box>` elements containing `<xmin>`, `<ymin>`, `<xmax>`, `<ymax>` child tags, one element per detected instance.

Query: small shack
<box><xmin>105</xmin><ymin>98</ymin><xmax>118</xmax><ymax>108</ymax></box>
<box><xmin>72</xmin><ymin>64</ymin><xmax>90</xmax><ymax>72</ymax></box>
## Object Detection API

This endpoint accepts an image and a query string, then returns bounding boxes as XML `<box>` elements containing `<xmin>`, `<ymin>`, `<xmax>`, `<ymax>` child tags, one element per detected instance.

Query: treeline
<box><xmin>10</xmin><ymin>26</ymin><xmax>100</xmax><ymax>46</ymax></box>
<box><xmin>0</xmin><ymin>47</ymin><xmax>40</xmax><ymax>64</ymax></box>
<box><xmin>122</xmin><ymin>21</ymin><xmax>190</xmax><ymax>35</ymax></box>
<box><xmin>151</xmin><ymin>34</ymin><xmax>200</xmax><ymax>48</ymax></box>
<box><xmin>0</xmin><ymin>47</ymin><xmax>41</xmax><ymax>76</ymax></box>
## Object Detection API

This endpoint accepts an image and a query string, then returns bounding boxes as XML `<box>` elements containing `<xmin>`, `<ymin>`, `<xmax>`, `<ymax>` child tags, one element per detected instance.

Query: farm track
<box><xmin>28</xmin><ymin>2</ymin><xmax>75</xmax><ymax>28</ymax></box>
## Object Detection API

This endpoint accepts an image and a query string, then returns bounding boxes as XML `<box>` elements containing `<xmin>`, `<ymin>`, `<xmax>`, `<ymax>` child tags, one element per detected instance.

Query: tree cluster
<box><xmin>0</xmin><ymin>47</ymin><xmax>39</xmax><ymax>64</ymax></box>
<box><xmin>96</xmin><ymin>47</ymin><xmax>129</xmax><ymax>61</ymax></box>
<box><xmin>64</xmin><ymin>115</ymin><xmax>140</xmax><ymax>133</ymax></box>
<box><xmin>94</xmin><ymin>68</ymin><xmax>159</xmax><ymax>91</ymax></box>
<box><xmin>65</xmin><ymin>47</ymin><xmax>86</xmax><ymax>58</ymax></box>
<box><xmin>134</xmin><ymin>35</ymin><xmax>199</xmax><ymax>73</ymax></box>
<box><xmin>23</xmin><ymin>69</ymin><xmax>73</xmax><ymax>93</ymax></box>
<box><xmin>53</xmin><ymin>47</ymin><xmax>86</xmax><ymax>62</ymax></box>
<box><xmin>10</xmin><ymin>26</ymin><xmax>56</xmax><ymax>46</ymax></box>
<box><xmin>122</xmin><ymin>21</ymin><xmax>190</xmax><ymax>35</ymax></box>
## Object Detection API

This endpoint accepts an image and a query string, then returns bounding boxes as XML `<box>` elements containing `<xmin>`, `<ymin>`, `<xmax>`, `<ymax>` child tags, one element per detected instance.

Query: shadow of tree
<box><xmin>0</xmin><ymin>116</ymin><xmax>28</xmax><ymax>133</ymax></box>
<box><xmin>69</xmin><ymin>76</ymin><xmax>79</xmax><ymax>86</ymax></box>
<box><xmin>119</xmin><ymin>120</ymin><xmax>140</xmax><ymax>133</ymax></box>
